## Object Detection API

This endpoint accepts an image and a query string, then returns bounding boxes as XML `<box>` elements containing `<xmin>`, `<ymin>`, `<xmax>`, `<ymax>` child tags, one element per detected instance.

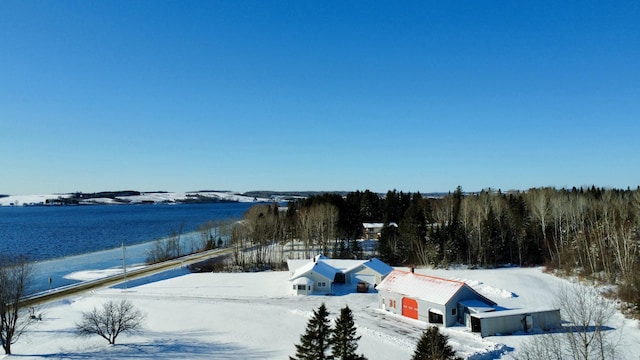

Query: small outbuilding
<box><xmin>470</xmin><ymin>308</ymin><xmax>562</xmax><ymax>337</ymax></box>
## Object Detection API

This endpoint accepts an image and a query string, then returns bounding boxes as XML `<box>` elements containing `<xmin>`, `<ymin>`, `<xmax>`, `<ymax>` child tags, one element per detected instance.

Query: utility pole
<box><xmin>122</xmin><ymin>242</ymin><xmax>127</xmax><ymax>289</ymax></box>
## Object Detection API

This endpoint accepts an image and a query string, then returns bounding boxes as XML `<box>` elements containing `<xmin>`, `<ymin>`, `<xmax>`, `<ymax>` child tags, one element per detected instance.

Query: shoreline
<box><xmin>28</xmin><ymin>229</ymin><xmax>210</xmax><ymax>295</ymax></box>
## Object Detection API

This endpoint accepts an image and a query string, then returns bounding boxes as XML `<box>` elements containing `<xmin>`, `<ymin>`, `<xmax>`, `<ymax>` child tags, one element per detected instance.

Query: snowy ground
<box><xmin>8</xmin><ymin>266</ymin><xmax>640</xmax><ymax>359</ymax></box>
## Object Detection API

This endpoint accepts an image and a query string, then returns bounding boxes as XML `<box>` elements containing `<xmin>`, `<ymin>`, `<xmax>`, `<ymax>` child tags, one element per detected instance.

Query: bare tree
<box><xmin>317</xmin><ymin>203</ymin><xmax>339</xmax><ymax>255</ymax></box>
<box><xmin>512</xmin><ymin>283</ymin><xmax>619</xmax><ymax>360</ymax></box>
<box><xmin>297</xmin><ymin>207</ymin><xmax>316</xmax><ymax>258</ymax></box>
<box><xmin>0</xmin><ymin>256</ymin><xmax>34</xmax><ymax>355</ymax></box>
<box><xmin>76</xmin><ymin>299</ymin><xmax>145</xmax><ymax>345</ymax></box>
<box><xmin>146</xmin><ymin>224</ymin><xmax>184</xmax><ymax>264</ymax></box>
<box><xmin>511</xmin><ymin>333</ymin><xmax>565</xmax><ymax>360</ymax></box>
<box><xmin>194</xmin><ymin>220</ymin><xmax>219</xmax><ymax>252</ymax></box>
<box><xmin>558</xmin><ymin>284</ymin><xmax>618</xmax><ymax>360</ymax></box>
<box><xmin>529</xmin><ymin>187</ymin><xmax>553</xmax><ymax>261</ymax></box>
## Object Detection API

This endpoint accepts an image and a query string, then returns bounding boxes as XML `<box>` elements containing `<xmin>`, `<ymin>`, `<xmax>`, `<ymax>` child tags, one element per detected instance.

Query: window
<box><xmin>317</xmin><ymin>282</ymin><xmax>326</xmax><ymax>287</ymax></box>
<box><xmin>297</xmin><ymin>285</ymin><xmax>306</xmax><ymax>290</ymax></box>
<box><xmin>452</xmin><ymin>308</ymin><xmax>457</xmax><ymax>316</ymax></box>
<box><xmin>429</xmin><ymin>311</ymin><xmax>444</xmax><ymax>324</ymax></box>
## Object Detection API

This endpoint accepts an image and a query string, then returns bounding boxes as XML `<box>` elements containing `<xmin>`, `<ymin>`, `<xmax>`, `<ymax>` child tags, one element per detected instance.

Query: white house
<box><xmin>362</xmin><ymin>222</ymin><xmax>397</xmax><ymax>240</ymax></box>
<box><xmin>287</xmin><ymin>255</ymin><xmax>393</xmax><ymax>295</ymax></box>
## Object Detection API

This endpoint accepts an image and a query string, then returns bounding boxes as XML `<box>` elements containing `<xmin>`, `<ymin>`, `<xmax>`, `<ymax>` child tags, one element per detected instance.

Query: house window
<box><xmin>293</xmin><ymin>285</ymin><xmax>296</xmax><ymax>290</ymax></box>
<box><xmin>452</xmin><ymin>308</ymin><xmax>457</xmax><ymax>316</ymax></box>
<box><xmin>393</xmin><ymin>300</ymin><xmax>397</xmax><ymax>308</ymax></box>
<box><xmin>317</xmin><ymin>282</ymin><xmax>326</xmax><ymax>287</ymax></box>
<box><xmin>389</xmin><ymin>299</ymin><xmax>393</xmax><ymax>308</ymax></box>
<box><xmin>297</xmin><ymin>285</ymin><xmax>306</xmax><ymax>290</ymax></box>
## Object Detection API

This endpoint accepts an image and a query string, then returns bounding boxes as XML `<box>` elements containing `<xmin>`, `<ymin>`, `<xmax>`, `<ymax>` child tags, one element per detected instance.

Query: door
<box><xmin>471</xmin><ymin>316</ymin><xmax>481</xmax><ymax>333</ymax></box>
<box><xmin>354</xmin><ymin>274</ymin><xmax>376</xmax><ymax>286</ymax></box>
<box><xmin>402</xmin><ymin>297</ymin><xmax>419</xmax><ymax>320</ymax></box>
<box><xmin>524</xmin><ymin>315</ymin><xmax>533</xmax><ymax>332</ymax></box>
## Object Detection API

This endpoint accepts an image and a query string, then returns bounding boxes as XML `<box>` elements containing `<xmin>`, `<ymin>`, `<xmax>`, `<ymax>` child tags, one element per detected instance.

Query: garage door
<box><xmin>402</xmin><ymin>297</ymin><xmax>419</xmax><ymax>320</ymax></box>
<box><xmin>354</xmin><ymin>274</ymin><xmax>376</xmax><ymax>285</ymax></box>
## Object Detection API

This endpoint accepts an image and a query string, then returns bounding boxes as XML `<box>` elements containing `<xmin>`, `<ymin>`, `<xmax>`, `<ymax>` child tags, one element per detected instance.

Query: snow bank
<box><xmin>64</xmin><ymin>266</ymin><xmax>145</xmax><ymax>281</ymax></box>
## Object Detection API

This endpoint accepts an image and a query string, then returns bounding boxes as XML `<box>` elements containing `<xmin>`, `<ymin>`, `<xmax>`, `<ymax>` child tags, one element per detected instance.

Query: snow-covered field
<box><xmin>9</xmin><ymin>266</ymin><xmax>640</xmax><ymax>359</ymax></box>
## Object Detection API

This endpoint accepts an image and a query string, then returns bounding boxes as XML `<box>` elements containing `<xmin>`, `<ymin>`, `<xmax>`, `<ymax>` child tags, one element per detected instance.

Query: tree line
<box><xmin>225</xmin><ymin>186</ymin><xmax>639</xmax><ymax>310</ymax></box>
<box><xmin>146</xmin><ymin>186</ymin><xmax>638</xmax><ymax>310</ymax></box>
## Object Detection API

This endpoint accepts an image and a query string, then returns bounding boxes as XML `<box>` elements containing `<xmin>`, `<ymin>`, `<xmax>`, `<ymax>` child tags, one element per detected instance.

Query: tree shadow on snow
<box><xmin>466</xmin><ymin>344</ymin><xmax>515</xmax><ymax>360</ymax></box>
<box><xmin>25</xmin><ymin>330</ymin><xmax>276</xmax><ymax>359</ymax></box>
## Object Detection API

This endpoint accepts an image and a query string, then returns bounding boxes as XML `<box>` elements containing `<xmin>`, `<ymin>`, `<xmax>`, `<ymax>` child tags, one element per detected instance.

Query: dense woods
<box><xmin>225</xmin><ymin>186</ymin><xmax>640</xmax><ymax>310</ymax></box>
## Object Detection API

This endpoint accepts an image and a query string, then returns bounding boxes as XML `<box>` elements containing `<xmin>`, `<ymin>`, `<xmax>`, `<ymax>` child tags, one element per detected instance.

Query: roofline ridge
<box><xmin>393</xmin><ymin>269</ymin><xmax>465</xmax><ymax>285</ymax></box>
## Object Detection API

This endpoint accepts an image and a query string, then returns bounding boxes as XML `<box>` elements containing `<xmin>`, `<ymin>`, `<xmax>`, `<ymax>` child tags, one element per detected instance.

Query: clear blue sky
<box><xmin>1</xmin><ymin>1</ymin><xmax>639</xmax><ymax>195</ymax></box>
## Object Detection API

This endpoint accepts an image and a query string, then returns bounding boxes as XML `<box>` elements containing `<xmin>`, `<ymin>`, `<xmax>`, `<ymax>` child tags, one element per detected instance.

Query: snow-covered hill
<box><xmin>0</xmin><ymin>191</ymin><xmax>268</xmax><ymax>206</ymax></box>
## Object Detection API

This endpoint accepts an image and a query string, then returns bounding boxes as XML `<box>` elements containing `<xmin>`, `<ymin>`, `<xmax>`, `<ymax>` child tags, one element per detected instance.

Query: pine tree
<box><xmin>291</xmin><ymin>303</ymin><xmax>333</xmax><ymax>360</ymax></box>
<box><xmin>331</xmin><ymin>306</ymin><xmax>367</xmax><ymax>360</ymax></box>
<box><xmin>412</xmin><ymin>327</ymin><xmax>462</xmax><ymax>360</ymax></box>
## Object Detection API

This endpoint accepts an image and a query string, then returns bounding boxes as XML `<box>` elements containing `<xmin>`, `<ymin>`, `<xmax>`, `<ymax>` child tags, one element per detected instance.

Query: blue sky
<box><xmin>1</xmin><ymin>1</ymin><xmax>639</xmax><ymax>195</ymax></box>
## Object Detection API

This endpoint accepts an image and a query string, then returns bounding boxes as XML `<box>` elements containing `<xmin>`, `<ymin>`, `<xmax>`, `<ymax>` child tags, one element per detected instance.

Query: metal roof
<box><xmin>377</xmin><ymin>269</ymin><xmax>497</xmax><ymax>306</ymax></box>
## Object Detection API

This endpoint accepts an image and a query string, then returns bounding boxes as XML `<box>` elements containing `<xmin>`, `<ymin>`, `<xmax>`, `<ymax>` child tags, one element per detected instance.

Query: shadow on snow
<box><xmin>20</xmin><ymin>330</ymin><xmax>276</xmax><ymax>360</ymax></box>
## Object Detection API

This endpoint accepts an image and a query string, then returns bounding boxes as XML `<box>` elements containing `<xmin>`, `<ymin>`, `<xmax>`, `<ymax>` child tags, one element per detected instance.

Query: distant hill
<box><xmin>0</xmin><ymin>191</ymin><xmax>266</xmax><ymax>206</ymax></box>
<box><xmin>242</xmin><ymin>190</ymin><xmax>449</xmax><ymax>200</ymax></box>
<box><xmin>242</xmin><ymin>191</ymin><xmax>352</xmax><ymax>201</ymax></box>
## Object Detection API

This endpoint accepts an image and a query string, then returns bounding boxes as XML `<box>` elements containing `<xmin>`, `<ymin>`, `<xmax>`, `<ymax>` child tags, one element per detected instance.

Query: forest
<box><xmin>202</xmin><ymin>186</ymin><xmax>640</xmax><ymax>313</ymax></box>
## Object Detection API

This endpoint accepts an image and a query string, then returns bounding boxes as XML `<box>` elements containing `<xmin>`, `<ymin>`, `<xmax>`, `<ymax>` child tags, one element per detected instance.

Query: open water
<box><xmin>0</xmin><ymin>202</ymin><xmax>258</xmax><ymax>294</ymax></box>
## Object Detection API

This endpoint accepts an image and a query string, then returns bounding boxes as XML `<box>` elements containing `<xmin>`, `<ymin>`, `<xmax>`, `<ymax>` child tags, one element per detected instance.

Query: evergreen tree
<box><xmin>379</xmin><ymin>222</ymin><xmax>408</xmax><ymax>265</ymax></box>
<box><xmin>291</xmin><ymin>303</ymin><xmax>334</xmax><ymax>360</ymax></box>
<box><xmin>412</xmin><ymin>327</ymin><xmax>462</xmax><ymax>360</ymax></box>
<box><xmin>331</xmin><ymin>306</ymin><xmax>367</xmax><ymax>360</ymax></box>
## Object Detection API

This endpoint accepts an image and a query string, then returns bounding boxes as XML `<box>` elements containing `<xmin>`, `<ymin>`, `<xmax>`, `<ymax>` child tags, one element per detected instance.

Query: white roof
<box><xmin>471</xmin><ymin>308</ymin><xmax>560</xmax><ymax>319</ymax></box>
<box><xmin>459</xmin><ymin>299</ymin><xmax>495</xmax><ymax>313</ymax></box>
<box><xmin>287</xmin><ymin>256</ymin><xmax>392</xmax><ymax>282</ymax></box>
<box><xmin>377</xmin><ymin>270</ymin><xmax>471</xmax><ymax>305</ymax></box>
<box><xmin>363</xmin><ymin>223</ymin><xmax>385</xmax><ymax>228</ymax></box>
<box><xmin>292</xmin><ymin>277</ymin><xmax>314</xmax><ymax>285</ymax></box>
<box><xmin>289</xmin><ymin>260</ymin><xmax>337</xmax><ymax>282</ymax></box>
<box><xmin>363</xmin><ymin>222</ymin><xmax>398</xmax><ymax>228</ymax></box>
<box><xmin>377</xmin><ymin>270</ymin><xmax>464</xmax><ymax>304</ymax></box>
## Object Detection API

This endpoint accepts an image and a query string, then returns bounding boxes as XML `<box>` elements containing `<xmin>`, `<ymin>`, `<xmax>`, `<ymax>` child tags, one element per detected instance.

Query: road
<box><xmin>21</xmin><ymin>247</ymin><xmax>233</xmax><ymax>308</ymax></box>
